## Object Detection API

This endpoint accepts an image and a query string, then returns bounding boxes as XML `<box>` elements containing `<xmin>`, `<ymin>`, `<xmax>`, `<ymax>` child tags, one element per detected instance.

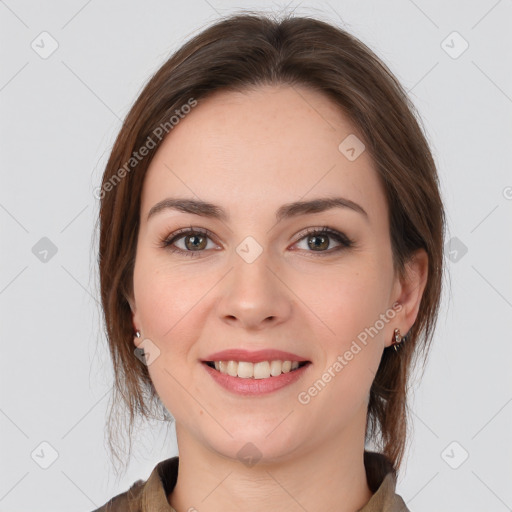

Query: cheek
<box><xmin>131</xmin><ymin>252</ymin><xmax>219</xmax><ymax>394</ymax></box>
<box><xmin>307</xmin><ymin>263</ymin><xmax>387</xmax><ymax>332</ymax></box>
<box><xmin>133</xmin><ymin>258</ymin><xmax>203</xmax><ymax>414</ymax></box>
<box><xmin>133</xmin><ymin>253</ymin><xmax>205</xmax><ymax>340</ymax></box>
<box><xmin>296</xmin><ymin>271</ymin><xmax>388</xmax><ymax>423</ymax></box>
<box><xmin>301</xmin><ymin>261</ymin><xmax>390</xmax><ymax>381</ymax></box>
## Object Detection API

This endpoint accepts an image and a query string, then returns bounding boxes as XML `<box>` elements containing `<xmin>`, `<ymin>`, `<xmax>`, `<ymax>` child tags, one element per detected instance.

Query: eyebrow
<box><xmin>147</xmin><ymin>196</ymin><xmax>368</xmax><ymax>223</ymax></box>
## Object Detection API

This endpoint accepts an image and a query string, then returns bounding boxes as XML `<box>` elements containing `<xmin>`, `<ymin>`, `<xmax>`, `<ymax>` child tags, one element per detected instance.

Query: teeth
<box><xmin>237</xmin><ymin>361</ymin><xmax>254</xmax><ymax>378</ymax></box>
<box><xmin>211</xmin><ymin>360</ymin><xmax>304</xmax><ymax>379</ymax></box>
<box><xmin>227</xmin><ymin>360</ymin><xmax>238</xmax><ymax>377</ymax></box>
<box><xmin>270</xmin><ymin>360</ymin><xmax>282</xmax><ymax>377</ymax></box>
<box><xmin>253</xmin><ymin>361</ymin><xmax>270</xmax><ymax>379</ymax></box>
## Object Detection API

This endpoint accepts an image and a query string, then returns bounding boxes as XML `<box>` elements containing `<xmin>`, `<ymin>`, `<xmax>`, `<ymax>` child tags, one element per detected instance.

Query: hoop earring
<box><xmin>391</xmin><ymin>328</ymin><xmax>407</xmax><ymax>352</ymax></box>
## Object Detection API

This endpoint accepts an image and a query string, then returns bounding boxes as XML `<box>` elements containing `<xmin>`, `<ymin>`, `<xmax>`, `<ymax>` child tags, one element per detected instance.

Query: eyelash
<box><xmin>159</xmin><ymin>225</ymin><xmax>354</xmax><ymax>258</ymax></box>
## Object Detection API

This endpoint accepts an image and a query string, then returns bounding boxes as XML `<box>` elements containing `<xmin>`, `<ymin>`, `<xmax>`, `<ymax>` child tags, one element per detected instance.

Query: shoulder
<box><xmin>91</xmin><ymin>478</ymin><xmax>146</xmax><ymax>512</ymax></box>
<box><xmin>362</xmin><ymin>451</ymin><xmax>411</xmax><ymax>512</ymax></box>
<box><xmin>90</xmin><ymin>457</ymin><xmax>179</xmax><ymax>512</ymax></box>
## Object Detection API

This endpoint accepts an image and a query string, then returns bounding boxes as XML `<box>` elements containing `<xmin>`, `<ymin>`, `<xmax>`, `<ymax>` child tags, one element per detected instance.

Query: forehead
<box><xmin>140</xmin><ymin>85</ymin><xmax>387</xmax><ymax>225</ymax></box>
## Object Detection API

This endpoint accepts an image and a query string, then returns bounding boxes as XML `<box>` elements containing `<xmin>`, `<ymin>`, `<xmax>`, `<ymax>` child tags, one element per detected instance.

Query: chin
<box><xmin>203</xmin><ymin>427</ymin><xmax>303</xmax><ymax>467</ymax></box>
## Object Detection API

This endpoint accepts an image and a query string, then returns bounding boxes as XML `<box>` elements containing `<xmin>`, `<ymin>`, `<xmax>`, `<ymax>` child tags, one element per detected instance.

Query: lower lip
<box><xmin>202</xmin><ymin>362</ymin><xmax>311</xmax><ymax>395</ymax></box>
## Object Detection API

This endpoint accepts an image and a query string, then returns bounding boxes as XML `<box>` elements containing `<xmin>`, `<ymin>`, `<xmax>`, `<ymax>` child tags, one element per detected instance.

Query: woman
<box><xmin>94</xmin><ymin>11</ymin><xmax>445</xmax><ymax>512</ymax></box>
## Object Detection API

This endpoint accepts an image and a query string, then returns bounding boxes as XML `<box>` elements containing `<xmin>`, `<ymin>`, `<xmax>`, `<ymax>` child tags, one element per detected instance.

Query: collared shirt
<box><xmin>93</xmin><ymin>451</ymin><xmax>410</xmax><ymax>512</ymax></box>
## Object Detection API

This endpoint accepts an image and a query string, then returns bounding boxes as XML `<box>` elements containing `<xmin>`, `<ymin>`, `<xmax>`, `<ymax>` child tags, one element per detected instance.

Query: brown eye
<box><xmin>307</xmin><ymin>233</ymin><xmax>330</xmax><ymax>251</ymax></box>
<box><xmin>183</xmin><ymin>233</ymin><xmax>207</xmax><ymax>251</ymax></box>
<box><xmin>160</xmin><ymin>227</ymin><xmax>218</xmax><ymax>258</ymax></box>
<box><xmin>294</xmin><ymin>227</ymin><xmax>354</xmax><ymax>255</ymax></box>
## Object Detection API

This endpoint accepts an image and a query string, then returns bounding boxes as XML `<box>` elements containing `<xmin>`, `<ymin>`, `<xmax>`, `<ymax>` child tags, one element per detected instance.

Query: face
<box><xmin>130</xmin><ymin>84</ymin><xmax>407</xmax><ymax>463</ymax></box>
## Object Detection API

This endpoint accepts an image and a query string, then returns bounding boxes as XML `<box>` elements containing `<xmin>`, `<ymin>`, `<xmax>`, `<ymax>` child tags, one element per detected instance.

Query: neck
<box><xmin>168</xmin><ymin>414</ymin><xmax>373</xmax><ymax>512</ymax></box>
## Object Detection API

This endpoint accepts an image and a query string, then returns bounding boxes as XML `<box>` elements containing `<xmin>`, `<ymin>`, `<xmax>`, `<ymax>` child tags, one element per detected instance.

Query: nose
<box><xmin>216</xmin><ymin>250</ymin><xmax>293</xmax><ymax>331</ymax></box>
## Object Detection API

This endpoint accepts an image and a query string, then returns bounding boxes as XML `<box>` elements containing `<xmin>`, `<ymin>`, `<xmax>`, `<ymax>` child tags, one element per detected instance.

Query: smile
<box><xmin>204</xmin><ymin>360</ymin><xmax>309</xmax><ymax>379</ymax></box>
<box><xmin>202</xmin><ymin>359</ymin><xmax>312</xmax><ymax>395</ymax></box>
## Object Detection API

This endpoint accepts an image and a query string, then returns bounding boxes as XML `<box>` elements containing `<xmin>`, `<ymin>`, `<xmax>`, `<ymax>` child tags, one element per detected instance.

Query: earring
<box><xmin>135</xmin><ymin>330</ymin><xmax>141</xmax><ymax>339</ymax></box>
<box><xmin>391</xmin><ymin>328</ymin><xmax>405</xmax><ymax>352</ymax></box>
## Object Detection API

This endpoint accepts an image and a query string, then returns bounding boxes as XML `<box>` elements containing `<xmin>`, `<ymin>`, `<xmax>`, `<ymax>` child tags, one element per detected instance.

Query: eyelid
<box><xmin>292</xmin><ymin>226</ymin><xmax>350</xmax><ymax>243</ymax></box>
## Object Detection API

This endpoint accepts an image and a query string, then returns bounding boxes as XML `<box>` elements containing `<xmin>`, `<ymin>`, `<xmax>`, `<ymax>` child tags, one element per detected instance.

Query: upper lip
<box><xmin>202</xmin><ymin>349</ymin><xmax>310</xmax><ymax>363</ymax></box>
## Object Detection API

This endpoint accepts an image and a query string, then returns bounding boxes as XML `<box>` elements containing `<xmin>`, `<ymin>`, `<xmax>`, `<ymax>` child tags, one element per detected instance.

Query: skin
<box><xmin>128</xmin><ymin>84</ymin><xmax>428</xmax><ymax>512</ymax></box>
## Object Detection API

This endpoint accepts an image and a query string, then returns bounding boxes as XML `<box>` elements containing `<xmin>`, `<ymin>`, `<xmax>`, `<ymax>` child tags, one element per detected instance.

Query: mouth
<box><xmin>202</xmin><ymin>360</ymin><xmax>311</xmax><ymax>379</ymax></box>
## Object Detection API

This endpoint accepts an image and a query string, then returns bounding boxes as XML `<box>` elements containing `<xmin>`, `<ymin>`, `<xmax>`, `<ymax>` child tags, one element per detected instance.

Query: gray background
<box><xmin>1</xmin><ymin>0</ymin><xmax>511</xmax><ymax>510</ymax></box>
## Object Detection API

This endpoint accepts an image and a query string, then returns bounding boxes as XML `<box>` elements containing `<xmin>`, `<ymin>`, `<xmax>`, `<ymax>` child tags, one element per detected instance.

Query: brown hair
<box><xmin>96</xmin><ymin>11</ymin><xmax>446</xmax><ymax>478</ymax></box>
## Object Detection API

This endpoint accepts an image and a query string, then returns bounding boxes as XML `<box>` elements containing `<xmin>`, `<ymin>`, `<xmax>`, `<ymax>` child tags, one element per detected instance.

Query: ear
<box><xmin>386</xmin><ymin>248</ymin><xmax>428</xmax><ymax>347</ymax></box>
<box><xmin>126</xmin><ymin>293</ymin><xmax>141</xmax><ymax>347</ymax></box>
